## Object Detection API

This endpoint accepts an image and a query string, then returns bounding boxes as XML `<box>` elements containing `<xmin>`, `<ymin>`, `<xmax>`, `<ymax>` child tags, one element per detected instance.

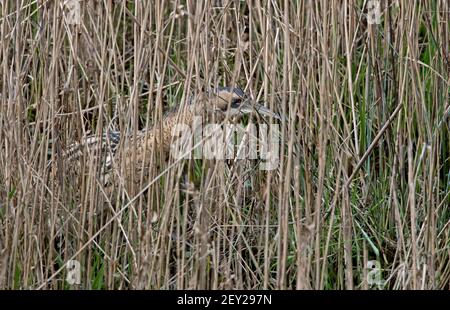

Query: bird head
<box><xmin>192</xmin><ymin>87</ymin><xmax>280</xmax><ymax>121</ymax></box>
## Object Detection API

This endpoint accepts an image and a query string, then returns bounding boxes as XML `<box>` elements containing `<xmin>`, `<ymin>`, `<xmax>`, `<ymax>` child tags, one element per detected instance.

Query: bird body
<box><xmin>53</xmin><ymin>87</ymin><xmax>280</xmax><ymax>190</ymax></box>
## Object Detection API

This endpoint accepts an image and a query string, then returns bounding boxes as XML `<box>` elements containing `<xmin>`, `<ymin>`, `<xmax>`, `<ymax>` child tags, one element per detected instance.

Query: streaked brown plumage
<box><xmin>54</xmin><ymin>87</ymin><xmax>280</xmax><ymax>191</ymax></box>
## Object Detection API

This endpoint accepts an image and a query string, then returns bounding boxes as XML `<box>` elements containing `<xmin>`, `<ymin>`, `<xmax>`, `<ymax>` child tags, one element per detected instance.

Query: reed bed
<box><xmin>0</xmin><ymin>0</ymin><xmax>449</xmax><ymax>289</ymax></box>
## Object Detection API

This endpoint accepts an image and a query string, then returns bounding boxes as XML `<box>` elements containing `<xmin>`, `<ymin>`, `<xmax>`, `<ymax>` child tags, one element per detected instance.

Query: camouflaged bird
<box><xmin>55</xmin><ymin>87</ymin><xmax>280</xmax><ymax>189</ymax></box>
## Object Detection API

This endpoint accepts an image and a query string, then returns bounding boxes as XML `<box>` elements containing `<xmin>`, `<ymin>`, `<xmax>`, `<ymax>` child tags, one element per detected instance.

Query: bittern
<box><xmin>58</xmin><ymin>87</ymin><xmax>280</xmax><ymax>188</ymax></box>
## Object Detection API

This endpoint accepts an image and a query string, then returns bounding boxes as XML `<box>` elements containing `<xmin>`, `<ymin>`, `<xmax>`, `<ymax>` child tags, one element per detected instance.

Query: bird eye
<box><xmin>230</xmin><ymin>98</ymin><xmax>242</xmax><ymax>109</ymax></box>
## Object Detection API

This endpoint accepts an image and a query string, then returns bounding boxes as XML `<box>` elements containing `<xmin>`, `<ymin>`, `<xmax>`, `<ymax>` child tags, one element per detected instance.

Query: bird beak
<box><xmin>237</xmin><ymin>101</ymin><xmax>281</xmax><ymax>120</ymax></box>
